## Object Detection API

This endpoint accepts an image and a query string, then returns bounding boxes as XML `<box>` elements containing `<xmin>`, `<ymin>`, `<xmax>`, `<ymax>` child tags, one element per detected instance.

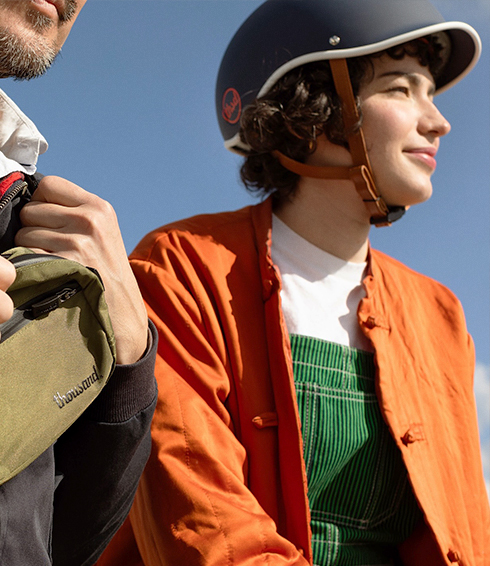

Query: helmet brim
<box><xmin>258</xmin><ymin>21</ymin><xmax>481</xmax><ymax>98</ymax></box>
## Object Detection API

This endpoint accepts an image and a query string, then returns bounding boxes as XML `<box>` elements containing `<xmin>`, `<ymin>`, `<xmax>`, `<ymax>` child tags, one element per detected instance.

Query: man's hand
<box><xmin>16</xmin><ymin>176</ymin><xmax>147</xmax><ymax>365</ymax></box>
<box><xmin>0</xmin><ymin>256</ymin><xmax>15</xmax><ymax>337</ymax></box>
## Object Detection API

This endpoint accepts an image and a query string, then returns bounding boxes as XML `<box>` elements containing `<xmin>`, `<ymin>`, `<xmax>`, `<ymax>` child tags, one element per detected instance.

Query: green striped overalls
<box><xmin>291</xmin><ymin>335</ymin><xmax>422</xmax><ymax>566</ymax></box>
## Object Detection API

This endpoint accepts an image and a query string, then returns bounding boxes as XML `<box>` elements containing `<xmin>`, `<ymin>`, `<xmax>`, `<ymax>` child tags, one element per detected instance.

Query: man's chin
<box><xmin>0</xmin><ymin>27</ymin><xmax>57</xmax><ymax>80</ymax></box>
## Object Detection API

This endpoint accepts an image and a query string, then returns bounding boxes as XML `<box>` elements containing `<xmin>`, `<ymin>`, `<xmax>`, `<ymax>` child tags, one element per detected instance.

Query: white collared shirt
<box><xmin>0</xmin><ymin>88</ymin><xmax>47</xmax><ymax>178</ymax></box>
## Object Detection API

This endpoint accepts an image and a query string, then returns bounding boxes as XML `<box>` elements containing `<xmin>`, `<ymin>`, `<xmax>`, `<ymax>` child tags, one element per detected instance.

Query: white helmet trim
<box><xmin>258</xmin><ymin>22</ymin><xmax>481</xmax><ymax>98</ymax></box>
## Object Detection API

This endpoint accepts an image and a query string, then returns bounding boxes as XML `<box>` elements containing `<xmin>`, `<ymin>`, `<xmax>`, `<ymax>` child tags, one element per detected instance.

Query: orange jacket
<box><xmin>98</xmin><ymin>198</ymin><xmax>489</xmax><ymax>566</ymax></box>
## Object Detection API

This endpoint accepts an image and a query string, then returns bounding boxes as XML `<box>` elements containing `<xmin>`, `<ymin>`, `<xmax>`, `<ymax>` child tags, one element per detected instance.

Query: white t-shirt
<box><xmin>271</xmin><ymin>214</ymin><xmax>372</xmax><ymax>351</ymax></box>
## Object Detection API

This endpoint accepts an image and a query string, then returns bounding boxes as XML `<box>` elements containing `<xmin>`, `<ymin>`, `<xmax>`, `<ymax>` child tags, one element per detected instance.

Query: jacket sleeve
<box><xmin>51</xmin><ymin>321</ymin><xmax>158</xmax><ymax>566</ymax></box>
<box><xmin>106</xmin><ymin>245</ymin><xmax>310</xmax><ymax>565</ymax></box>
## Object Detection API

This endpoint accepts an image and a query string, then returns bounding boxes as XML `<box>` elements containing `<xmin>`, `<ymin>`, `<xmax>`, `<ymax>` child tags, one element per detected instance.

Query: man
<box><xmin>0</xmin><ymin>1</ymin><xmax>157</xmax><ymax>565</ymax></box>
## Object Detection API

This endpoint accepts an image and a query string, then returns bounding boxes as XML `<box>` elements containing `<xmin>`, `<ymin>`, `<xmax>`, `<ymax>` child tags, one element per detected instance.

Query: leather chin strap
<box><xmin>274</xmin><ymin>58</ymin><xmax>406</xmax><ymax>227</ymax></box>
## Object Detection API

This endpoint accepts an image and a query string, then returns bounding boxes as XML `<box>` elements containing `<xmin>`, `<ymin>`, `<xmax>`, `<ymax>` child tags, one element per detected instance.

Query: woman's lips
<box><xmin>404</xmin><ymin>147</ymin><xmax>438</xmax><ymax>171</ymax></box>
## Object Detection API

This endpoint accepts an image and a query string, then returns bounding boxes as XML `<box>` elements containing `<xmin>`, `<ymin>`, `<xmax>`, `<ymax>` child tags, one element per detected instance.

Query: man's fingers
<box><xmin>20</xmin><ymin>175</ymin><xmax>91</xmax><ymax>229</ymax></box>
<box><xmin>32</xmin><ymin>175</ymin><xmax>91</xmax><ymax>206</ymax></box>
<box><xmin>15</xmin><ymin>226</ymin><xmax>94</xmax><ymax>259</ymax></box>
<box><xmin>19</xmin><ymin>201</ymin><xmax>69</xmax><ymax>229</ymax></box>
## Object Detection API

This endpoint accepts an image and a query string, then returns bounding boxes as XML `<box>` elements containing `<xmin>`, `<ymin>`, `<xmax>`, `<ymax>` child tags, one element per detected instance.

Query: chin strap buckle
<box><xmin>370</xmin><ymin>206</ymin><xmax>406</xmax><ymax>226</ymax></box>
<box><xmin>349</xmin><ymin>165</ymin><xmax>406</xmax><ymax>227</ymax></box>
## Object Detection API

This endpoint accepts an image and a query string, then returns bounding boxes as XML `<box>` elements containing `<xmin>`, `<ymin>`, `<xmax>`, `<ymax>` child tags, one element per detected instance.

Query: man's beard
<box><xmin>0</xmin><ymin>0</ymin><xmax>78</xmax><ymax>80</ymax></box>
<box><xmin>0</xmin><ymin>28</ymin><xmax>57</xmax><ymax>80</ymax></box>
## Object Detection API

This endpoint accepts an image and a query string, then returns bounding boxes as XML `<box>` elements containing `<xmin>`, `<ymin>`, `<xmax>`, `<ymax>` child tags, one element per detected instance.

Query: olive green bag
<box><xmin>0</xmin><ymin>247</ymin><xmax>117</xmax><ymax>484</ymax></box>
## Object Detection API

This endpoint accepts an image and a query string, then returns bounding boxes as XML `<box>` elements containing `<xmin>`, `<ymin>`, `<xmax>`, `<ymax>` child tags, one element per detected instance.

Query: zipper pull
<box><xmin>31</xmin><ymin>286</ymin><xmax>79</xmax><ymax>318</ymax></box>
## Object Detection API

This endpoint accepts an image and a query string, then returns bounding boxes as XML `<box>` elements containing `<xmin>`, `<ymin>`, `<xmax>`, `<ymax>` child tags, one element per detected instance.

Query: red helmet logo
<box><xmin>222</xmin><ymin>88</ymin><xmax>241</xmax><ymax>124</ymax></box>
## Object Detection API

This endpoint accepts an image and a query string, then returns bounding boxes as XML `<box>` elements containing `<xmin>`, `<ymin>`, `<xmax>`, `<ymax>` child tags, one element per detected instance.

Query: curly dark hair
<box><xmin>239</xmin><ymin>36</ymin><xmax>445</xmax><ymax>202</ymax></box>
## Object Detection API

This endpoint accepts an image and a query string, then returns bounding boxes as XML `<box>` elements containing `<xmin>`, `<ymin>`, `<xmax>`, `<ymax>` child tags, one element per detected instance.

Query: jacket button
<box><xmin>447</xmin><ymin>549</ymin><xmax>460</xmax><ymax>563</ymax></box>
<box><xmin>401</xmin><ymin>431</ymin><xmax>415</xmax><ymax>445</ymax></box>
<box><xmin>252</xmin><ymin>412</ymin><xmax>278</xmax><ymax>429</ymax></box>
<box><xmin>365</xmin><ymin>316</ymin><xmax>376</xmax><ymax>329</ymax></box>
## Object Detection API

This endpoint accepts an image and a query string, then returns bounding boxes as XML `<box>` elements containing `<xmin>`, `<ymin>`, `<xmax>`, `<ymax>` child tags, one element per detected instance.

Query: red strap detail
<box><xmin>0</xmin><ymin>171</ymin><xmax>24</xmax><ymax>198</ymax></box>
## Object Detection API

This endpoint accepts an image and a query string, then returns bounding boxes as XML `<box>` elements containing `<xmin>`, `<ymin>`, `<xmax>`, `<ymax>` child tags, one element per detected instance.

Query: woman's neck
<box><xmin>274</xmin><ymin>177</ymin><xmax>372</xmax><ymax>263</ymax></box>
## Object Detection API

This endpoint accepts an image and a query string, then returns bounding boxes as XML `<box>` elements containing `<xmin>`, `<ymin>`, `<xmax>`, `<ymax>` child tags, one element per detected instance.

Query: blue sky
<box><xmin>3</xmin><ymin>0</ymin><xmax>488</xmax><ymax>490</ymax></box>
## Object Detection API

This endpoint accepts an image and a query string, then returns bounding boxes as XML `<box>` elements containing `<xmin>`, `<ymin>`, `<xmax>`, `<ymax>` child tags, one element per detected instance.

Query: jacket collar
<box><xmin>250</xmin><ymin>197</ymin><xmax>280</xmax><ymax>301</ymax></box>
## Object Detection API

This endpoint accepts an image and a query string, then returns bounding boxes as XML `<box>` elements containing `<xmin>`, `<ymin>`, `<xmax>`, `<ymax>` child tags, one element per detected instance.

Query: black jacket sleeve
<box><xmin>51</xmin><ymin>320</ymin><xmax>158</xmax><ymax>566</ymax></box>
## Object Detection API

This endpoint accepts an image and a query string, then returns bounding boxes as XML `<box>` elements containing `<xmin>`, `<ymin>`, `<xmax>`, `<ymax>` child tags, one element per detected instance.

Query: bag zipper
<box><xmin>4</xmin><ymin>252</ymin><xmax>66</xmax><ymax>267</ymax></box>
<box><xmin>0</xmin><ymin>280</ymin><xmax>82</xmax><ymax>343</ymax></box>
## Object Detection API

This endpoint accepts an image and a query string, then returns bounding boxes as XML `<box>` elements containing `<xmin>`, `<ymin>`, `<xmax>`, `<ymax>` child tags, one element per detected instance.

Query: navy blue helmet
<box><xmin>216</xmin><ymin>0</ymin><xmax>481</xmax><ymax>154</ymax></box>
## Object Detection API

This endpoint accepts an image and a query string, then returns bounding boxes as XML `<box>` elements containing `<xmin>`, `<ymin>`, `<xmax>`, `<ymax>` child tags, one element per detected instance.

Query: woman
<box><xmin>98</xmin><ymin>1</ymin><xmax>489</xmax><ymax>564</ymax></box>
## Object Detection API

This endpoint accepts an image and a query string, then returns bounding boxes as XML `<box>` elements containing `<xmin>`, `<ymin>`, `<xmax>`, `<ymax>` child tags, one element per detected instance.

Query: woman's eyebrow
<box><xmin>378</xmin><ymin>71</ymin><xmax>419</xmax><ymax>82</ymax></box>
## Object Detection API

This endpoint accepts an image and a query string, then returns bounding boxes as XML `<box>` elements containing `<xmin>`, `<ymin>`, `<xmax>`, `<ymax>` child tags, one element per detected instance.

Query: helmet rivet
<box><xmin>329</xmin><ymin>35</ymin><xmax>341</xmax><ymax>46</ymax></box>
